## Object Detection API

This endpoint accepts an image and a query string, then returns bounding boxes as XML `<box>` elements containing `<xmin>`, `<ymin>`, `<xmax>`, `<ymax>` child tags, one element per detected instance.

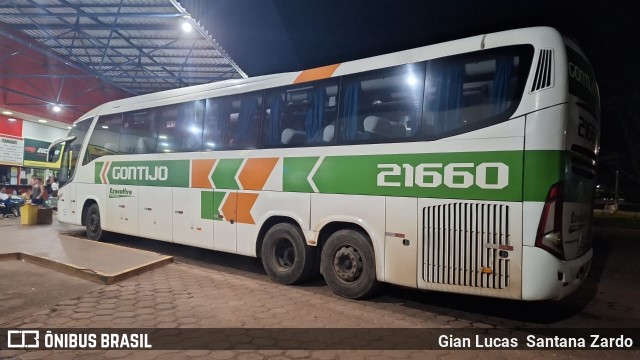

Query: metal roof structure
<box><xmin>0</xmin><ymin>0</ymin><xmax>247</xmax><ymax>96</ymax></box>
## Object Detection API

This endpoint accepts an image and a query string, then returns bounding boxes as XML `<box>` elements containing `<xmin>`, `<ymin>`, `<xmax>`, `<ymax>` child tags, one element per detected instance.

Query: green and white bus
<box><xmin>49</xmin><ymin>27</ymin><xmax>599</xmax><ymax>300</ymax></box>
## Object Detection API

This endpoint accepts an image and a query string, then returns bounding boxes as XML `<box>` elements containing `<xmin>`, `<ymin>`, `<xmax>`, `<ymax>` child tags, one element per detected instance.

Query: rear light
<box><xmin>536</xmin><ymin>182</ymin><xmax>565</xmax><ymax>259</ymax></box>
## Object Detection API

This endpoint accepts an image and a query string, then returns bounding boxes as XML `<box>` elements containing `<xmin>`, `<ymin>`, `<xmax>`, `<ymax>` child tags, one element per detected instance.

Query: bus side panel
<box><xmin>384</xmin><ymin>196</ymin><xmax>418</xmax><ymax>288</ymax></box>
<box><xmin>310</xmin><ymin>193</ymin><xmax>386</xmax><ymax>282</ymax></box>
<box><xmin>139</xmin><ymin>186</ymin><xmax>173</xmax><ymax>242</ymax></box>
<box><xmin>105</xmin><ymin>185</ymin><xmax>139</xmax><ymax>237</ymax></box>
<box><xmin>241</xmin><ymin>191</ymin><xmax>311</xmax><ymax>257</ymax></box>
<box><xmin>56</xmin><ymin>182</ymin><xmax>79</xmax><ymax>225</ymax></box>
<box><xmin>172</xmin><ymin>187</ymin><xmax>214</xmax><ymax>249</ymax></box>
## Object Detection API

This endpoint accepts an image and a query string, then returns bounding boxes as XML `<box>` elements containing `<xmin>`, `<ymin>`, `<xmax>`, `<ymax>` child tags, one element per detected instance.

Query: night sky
<box><xmin>182</xmin><ymin>0</ymin><xmax>639</xmax><ymax>197</ymax></box>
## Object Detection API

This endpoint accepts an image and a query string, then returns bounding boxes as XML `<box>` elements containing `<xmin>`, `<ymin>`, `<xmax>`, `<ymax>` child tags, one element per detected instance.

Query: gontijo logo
<box><xmin>111</xmin><ymin>165</ymin><xmax>168</xmax><ymax>181</ymax></box>
<box><xmin>96</xmin><ymin>160</ymin><xmax>190</xmax><ymax>187</ymax></box>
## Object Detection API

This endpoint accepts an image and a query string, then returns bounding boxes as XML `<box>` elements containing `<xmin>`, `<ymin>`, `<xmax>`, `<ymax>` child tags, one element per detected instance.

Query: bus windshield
<box><xmin>58</xmin><ymin>119</ymin><xmax>92</xmax><ymax>185</ymax></box>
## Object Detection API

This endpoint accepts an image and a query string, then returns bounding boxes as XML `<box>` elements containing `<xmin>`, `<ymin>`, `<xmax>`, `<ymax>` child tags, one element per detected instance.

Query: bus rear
<box><xmin>523</xmin><ymin>35</ymin><xmax>600</xmax><ymax>300</ymax></box>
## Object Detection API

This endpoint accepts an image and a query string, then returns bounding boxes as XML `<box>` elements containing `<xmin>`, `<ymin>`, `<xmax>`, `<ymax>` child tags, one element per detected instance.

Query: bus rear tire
<box><xmin>85</xmin><ymin>203</ymin><xmax>107</xmax><ymax>241</ymax></box>
<box><xmin>321</xmin><ymin>229</ymin><xmax>378</xmax><ymax>299</ymax></box>
<box><xmin>261</xmin><ymin>223</ymin><xmax>316</xmax><ymax>285</ymax></box>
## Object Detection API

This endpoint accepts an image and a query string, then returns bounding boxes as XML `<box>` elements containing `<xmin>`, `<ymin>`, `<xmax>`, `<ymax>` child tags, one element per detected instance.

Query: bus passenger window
<box><xmin>338</xmin><ymin>63</ymin><xmax>425</xmax><ymax>143</ymax></box>
<box><xmin>120</xmin><ymin>109</ymin><xmax>157</xmax><ymax>154</ymax></box>
<box><xmin>262</xmin><ymin>80</ymin><xmax>339</xmax><ymax>147</ymax></box>
<box><xmin>422</xmin><ymin>46</ymin><xmax>532</xmax><ymax>138</ymax></box>
<box><xmin>155</xmin><ymin>100</ymin><xmax>205</xmax><ymax>153</ymax></box>
<box><xmin>203</xmin><ymin>93</ymin><xmax>262</xmax><ymax>151</ymax></box>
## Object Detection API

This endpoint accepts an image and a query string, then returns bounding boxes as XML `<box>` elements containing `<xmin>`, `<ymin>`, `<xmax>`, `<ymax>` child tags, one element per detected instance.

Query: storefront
<box><xmin>0</xmin><ymin>117</ymin><xmax>64</xmax><ymax>194</ymax></box>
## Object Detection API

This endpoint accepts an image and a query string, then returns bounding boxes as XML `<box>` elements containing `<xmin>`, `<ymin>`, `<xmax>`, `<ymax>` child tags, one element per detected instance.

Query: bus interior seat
<box><xmin>363</xmin><ymin>116</ymin><xmax>406</xmax><ymax>138</ymax></box>
<box><xmin>281</xmin><ymin>128</ymin><xmax>306</xmax><ymax>145</ymax></box>
<box><xmin>323</xmin><ymin>124</ymin><xmax>335</xmax><ymax>142</ymax></box>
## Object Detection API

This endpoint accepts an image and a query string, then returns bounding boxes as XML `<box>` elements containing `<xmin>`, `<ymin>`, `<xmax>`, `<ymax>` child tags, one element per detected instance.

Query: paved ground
<box><xmin>0</xmin><ymin>215</ymin><xmax>639</xmax><ymax>359</ymax></box>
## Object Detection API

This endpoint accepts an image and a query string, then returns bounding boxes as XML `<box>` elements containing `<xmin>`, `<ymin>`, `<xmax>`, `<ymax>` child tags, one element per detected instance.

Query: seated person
<box><xmin>0</xmin><ymin>187</ymin><xmax>12</xmax><ymax>218</ymax></box>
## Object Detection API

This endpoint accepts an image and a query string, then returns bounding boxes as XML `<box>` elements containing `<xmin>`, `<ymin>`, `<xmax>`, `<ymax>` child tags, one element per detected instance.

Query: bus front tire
<box><xmin>261</xmin><ymin>223</ymin><xmax>316</xmax><ymax>285</ymax></box>
<box><xmin>85</xmin><ymin>203</ymin><xmax>107</xmax><ymax>241</ymax></box>
<box><xmin>321</xmin><ymin>229</ymin><xmax>378</xmax><ymax>299</ymax></box>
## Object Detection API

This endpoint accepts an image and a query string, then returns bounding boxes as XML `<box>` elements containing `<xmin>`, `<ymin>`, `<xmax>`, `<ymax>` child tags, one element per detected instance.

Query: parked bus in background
<box><xmin>49</xmin><ymin>27</ymin><xmax>599</xmax><ymax>301</ymax></box>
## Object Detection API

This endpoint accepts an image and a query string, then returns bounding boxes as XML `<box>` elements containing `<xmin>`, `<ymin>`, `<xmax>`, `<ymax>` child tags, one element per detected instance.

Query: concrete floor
<box><xmin>0</xmin><ymin>216</ymin><xmax>638</xmax><ymax>359</ymax></box>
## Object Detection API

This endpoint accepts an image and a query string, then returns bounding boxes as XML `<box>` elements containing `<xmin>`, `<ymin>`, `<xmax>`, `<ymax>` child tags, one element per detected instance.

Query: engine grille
<box><xmin>423</xmin><ymin>202</ymin><xmax>511</xmax><ymax>289</ymax></box>
<box><xmin>530</xmin><ymin>49</ymin><xmax>554</xmax><ymax>92</ymax></box>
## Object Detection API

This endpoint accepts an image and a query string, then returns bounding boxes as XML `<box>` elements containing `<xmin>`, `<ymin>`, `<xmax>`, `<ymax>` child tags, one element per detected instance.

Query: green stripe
<box><xmin>523</xmin><ymin>150</ymin><xmax>564</xmax><ymax>201</ymax></box>
<box><xmin>101</xmin><ymin>160</ymin><xmax>190</xmax><ymax>187</ymax></box>
<box><xmin>200</xmin><ymin>191</ymin><xmax>215</xmax><ymax>220</ymax></box>
<box><xmin>312</xmin><ymin>151</ymin><xmax>524</xmax><ymax>201</ymax></box>
<box><xmin>283</xmin><ymin>157</ymin><xmax>319</xmax><ymax>193</ymax></box>
<box><xmin>95</xmin><ymin>162</ymin><xmax>104</xmax><ymax>184</ymax></box>
<box><xmin>213</xmin><ymin>191</ymin><xmax>227</xmax><ymax>221</ymax></box>
<box><xmin>211</xmin><ymin>159</ymin><xmax>243</xmax><ymax>190</ymax></box>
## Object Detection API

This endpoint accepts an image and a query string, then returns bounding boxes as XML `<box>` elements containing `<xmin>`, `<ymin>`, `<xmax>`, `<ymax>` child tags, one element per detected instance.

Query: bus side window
<box><xmin>84</xmin><ymin>113</ymin><xmax>122</xmax><ymax>164</ymax></box>
<box><xmin>120</xmin><ymin>109</ymin><xmax>157</xmax><ymax>154</ymax></box>
<box><xmin>338</xmin><ymin>63</ymin><xmax>425</xmax><ymax>143</ymax></box>
<box><xmin>203</xmin><ymin>93</ymin><xmax>262</xmax><ymax>151</ymax></box>
<box><xmin>155</xmin><ymin>100</ymin><xmax>205</xmax><ymax>153</ymax></box>
<box><xmin>262</xmin><ymin>80</ymin><xmax>339</xmax><ymax>147</ymax></box>
<box><xmin>422</xmin><ymin>47</ymin><xmax>528</xmax><ymax>138</ymax></box>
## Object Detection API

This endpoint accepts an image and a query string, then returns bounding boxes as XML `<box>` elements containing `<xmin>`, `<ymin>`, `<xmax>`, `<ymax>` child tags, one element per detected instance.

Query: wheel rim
<box><xmin>333</xmin><ymin>245</ymin><xmax>363</xmax><ymax>283</ymax></box>
<box><xmin>272</xmin><ymin>238</ymin><xmax>295</xmax><ymax>272</ymax></box>
<box><xmin>88</xmin><ymin>212</ymin><xmax>99</xmax><ymax>235</ymax></box>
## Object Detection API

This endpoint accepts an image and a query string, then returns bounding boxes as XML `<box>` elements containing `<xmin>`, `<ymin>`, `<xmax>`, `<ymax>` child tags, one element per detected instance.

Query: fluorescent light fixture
<box><xmin>189</xmin><ymin>126</ymin><xmax>200</xmax><ymax>134</ymax></box>
<box><xmin>7</xmin><ymin>118</ymin><xmax>16</xmax><ymax>122</ymax></box>
<box><xmin>163</xmin><ymin>149</ymin><xmax>171</xmax><ymax>152</ymax></box>
<box><xmin>181</xmin><ymin>21</ymin><xmax>193</xmax><ymax>33</ymax></box>
<box><xmin>38</xmin><ymin>119</ymin><xmax>48</xmax><ymax>123</ymax></box>
<box><xmin>101</xmin><ymin>125</ymin><xmax>109</xmax><ymax>129</ymax></box>
<box><xmin>52</xmin><ymin>105</ymin><xmax>61</xmax><ymax>112</ymax></box>
<box><xmin>161</xmin><ymin>142</ymin><xmax>169</xmax><ymax>147</ymax></box>
<box><xmin>67</xmin><ymin>126</ymin><xmax>72</xmax><ymax>129</ymax></box>
<box><xmin>206</xmin><ymin>142</ymin><xmax>215</xmax><ymax>147</ymax></box>
<box><xmin>158</xmin><ymin>135</ymin><xmax>167</xmax><ymax>139</ymax></box>
<box><xmin>2</xmin><ymin>111</ymin><xmax>13</xmax><ymax>115</ymax></box>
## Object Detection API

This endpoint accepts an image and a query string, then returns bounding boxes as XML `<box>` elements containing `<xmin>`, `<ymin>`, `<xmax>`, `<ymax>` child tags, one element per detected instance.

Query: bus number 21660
<box><xmin>376</xmin><ymin>162</ymin><xmax>509</xmax><ymax>189</ymax></box>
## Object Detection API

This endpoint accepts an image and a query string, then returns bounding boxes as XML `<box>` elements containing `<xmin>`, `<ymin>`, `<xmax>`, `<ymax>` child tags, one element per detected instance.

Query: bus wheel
<box><xmin>261</xmin><ymin>223</ymin><xmax>315</xmax><ymax>285</ymax></box>
<box><xmin>321</xmin><ymin>229</ymin><xmax>378</xmax><ymax>299</ymax></box>
<box><xmin>85</xmin><ymin>203</ymin><xmax>107</xmax><ymax>241</ymax></box>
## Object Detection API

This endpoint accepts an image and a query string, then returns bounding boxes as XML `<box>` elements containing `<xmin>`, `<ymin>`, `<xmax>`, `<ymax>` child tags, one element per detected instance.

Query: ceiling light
<box><xmin>101</xmin><ymin>125</ymin><xmax>109</xmax><ymax>129</ymax></box>
<box><xmin>181</xmin><ymin>21</ymin><xmax>193</xmax><ymax>33</ymax></box>
<box><xmin>67</xmin><ymin>126</ymin><xmax>72</xmax><ymax>129</ymax></box>
<box><xmin>8</xmin><ymin>118</ymin><xmax>16</xmax><ymax>122</ymax></box>
<box><xmin>52</xmin><ymin>105</ymin><xmax>61</xmax><ymax>112</ymax></box>
<box><xmin>2</xmin><ymin>111</ymin><xmax>13</xmax><ymax>115</ymax></box>
<box><xmin>38</xmin><ymin>119</ymin><xmax>48</xmax><ymax>123</ymax></box>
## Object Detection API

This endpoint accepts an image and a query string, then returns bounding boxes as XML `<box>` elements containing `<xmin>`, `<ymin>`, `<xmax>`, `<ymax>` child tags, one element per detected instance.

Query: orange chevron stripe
<box><xmin>293</xmin><ymin>64</ymin><xmax>340</xmax><ymax>84</ymax></box>
<box><xmin>238</xmin><ymin>157</ymin><xmax>278</xmax><ymax>190</ymax></box>
<box><xmin>236</xmin><ymin>193</ymin><xmax>258</xmax><ymax>224</ymax></box>
<box><xmin>191</xmin><ymin>159</ymin><xmax>215</xmax><ymax>188</ymax></box>
<box><xmin>220</xmin><ymin>192</ymin><xmax>236</xmax><ymax>223</ymax></box>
